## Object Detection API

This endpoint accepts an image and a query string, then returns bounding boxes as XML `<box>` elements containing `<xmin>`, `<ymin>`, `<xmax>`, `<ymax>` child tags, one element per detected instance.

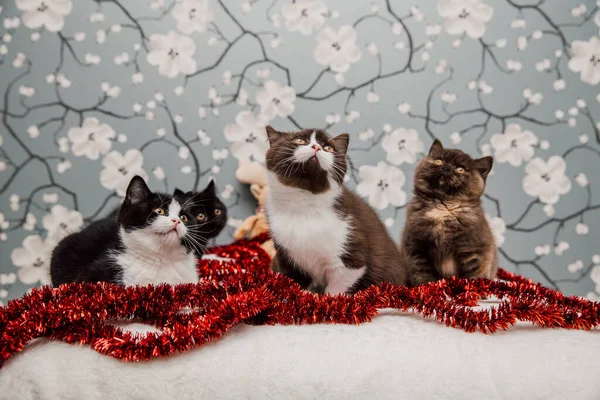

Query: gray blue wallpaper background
<box><xmin>0</xmin><ymin>0</ymin><xmax>599</xmax><ymax>302</ymax></box>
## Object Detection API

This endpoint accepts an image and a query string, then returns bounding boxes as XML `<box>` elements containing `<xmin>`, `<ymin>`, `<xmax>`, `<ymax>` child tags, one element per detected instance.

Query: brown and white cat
<box><xmin>265</xmin><ymin>125</ymin><xmax>408</xmax><ymax>294</ymax></box>
<box><xmin>399</xmin><ymin>139</ymin><xmax>497</xmax><ymax>286</ymax></box>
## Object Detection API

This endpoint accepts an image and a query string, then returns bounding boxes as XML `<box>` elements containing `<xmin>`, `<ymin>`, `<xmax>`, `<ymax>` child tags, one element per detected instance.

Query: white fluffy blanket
<box><xmin>1</xmin><ymin>302</ymin><xmax>599</xmax><ymax>400</ymax></box>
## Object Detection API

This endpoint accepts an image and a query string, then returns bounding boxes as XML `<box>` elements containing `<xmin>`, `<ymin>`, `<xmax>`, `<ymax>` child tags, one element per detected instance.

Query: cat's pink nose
<box><xmin>311</xmin><ymin>144</ymin><xmax>320</xmax><ymax>152</ymax></box>
<box><xmin>171</xmin><ymin>218</ymin><xmax>180</xmax><ymax>225</ymax></box>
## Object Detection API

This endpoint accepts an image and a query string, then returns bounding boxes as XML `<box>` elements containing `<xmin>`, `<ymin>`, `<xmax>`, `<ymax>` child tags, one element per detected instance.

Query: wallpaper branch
<box><xmin>0</xmin><ymin>0</ymin><xmax>599</xmax><ymax>302</ymax></box>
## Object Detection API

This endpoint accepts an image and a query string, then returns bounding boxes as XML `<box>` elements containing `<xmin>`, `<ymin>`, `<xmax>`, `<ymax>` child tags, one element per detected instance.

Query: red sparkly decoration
<box><xmin>0</xmin><ymin>233</ymin><xmax>598</xmax><ymax>367</ymax></box>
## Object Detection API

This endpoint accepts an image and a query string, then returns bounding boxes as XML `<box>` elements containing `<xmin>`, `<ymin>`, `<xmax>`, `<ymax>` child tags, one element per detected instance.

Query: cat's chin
<box><xmin>301</xmin><ymin>156</ymin><xmax>331</xmax><ymax>174</ymax></box>
<box><xmin>155</xmin><ymin>229</ymin><xmax>185</xmax><ymax>243</ymax></box>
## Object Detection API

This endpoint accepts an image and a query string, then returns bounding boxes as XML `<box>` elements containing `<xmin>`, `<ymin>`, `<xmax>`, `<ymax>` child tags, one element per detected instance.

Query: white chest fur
<box><xmin>267</xmin><ymin>173</ymin><xmax>363</xmax><ymax>293</ymax></box>
<box><xmin>115</xmin><ymin>228</ymin><xmax>199</xmax><ymax>286</ymax></box>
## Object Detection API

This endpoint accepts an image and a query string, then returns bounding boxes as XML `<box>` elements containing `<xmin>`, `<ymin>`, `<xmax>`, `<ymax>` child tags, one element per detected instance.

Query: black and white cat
<box><xmin>50</xmin><ymin>176</ymin><xmax>199</xmax><ymax>286</ymax></box>
<box><xmin>174</xmin><ymin>180</ymin><xmax>228</xmax><ymax>257</ymax></box>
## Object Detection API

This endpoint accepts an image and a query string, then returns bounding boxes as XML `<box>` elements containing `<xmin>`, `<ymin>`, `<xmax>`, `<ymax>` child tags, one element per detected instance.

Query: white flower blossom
<box><xmin>506</xmin><ymin>59</ymin><xmax>522</xmax><ymax>71</ymax></box>
<box><xmin>314</xmin><ymin>26</ymin><xmax>361</xmax><ymax>73</ymax></box>
<box><xmin>435</xmin><ymin>59</ymin><xmax>448</xmax><ymax>74</ymax></box>
<box><xmin>325</xmin><ymin>113</ymin><xmax>341</xmax><ymax>124</ymax></box>
<box><xmin>569</xmin><ymin>36</ymin><xmax>600</xmax><ymax>85</ymax></box>
<box><xmin>366</xmin><ymin>42</ymin><xmax>379</xmax><ymax>55</ymax></box>
<box><xmin>96</xmin><ymin>29</ymin><xmax>106</xmax><ymax>44</ymax></box>
<box><xmin>575</xmin><ymin>223</ymin><xmax>589</xmax><ymax>235</ymax></box>
<box><xmin>555</xmin><ymin>241</ymin><xmax>570</xmax><ymax>256</ymax></box>
<box><xmin>345</xmin><ymin>110</ymin><xmax>360</xmax><ymax>123</ymax></box>
<box><xmin>440</xmin><ymin>91</ymin><xmax>457</xmax><ymax>104</ymax></box>
<box><xmin>13</xmin><ymin>52</ymin><xmax>26</xmax><ymax>68</ymax></box>
<box><xmin>18</xmin><ymin>86</ymin><xmax>35</xmax><ymax>97</ymax></box>
<box><xmin>535</xmin><ymin>244</ymin><xmax>551</xmax><ymax>256</ymax></box>
<box><xmin>523</xmin><ymin>156</ymin><xmax>571</xmax><ymax>204</ymax></box>
<box><xmin>27</xmin><ymin>125</ymin><xmax>39</xmax><ymax>139</ymax></box>
<box><xmin>366</xmin><ymin>91</ymin><xmax>380</xmax><ymax>103</ymax></box>
<box><xmin>575</xmin><ymin>172</ymin><xmax>589</xmax><ymax>187</ymax></box>
<box><xmin>16</xmin><ymin>0</ymin><xmax>72</xmax><ymax>32</ymax></box>
<box><xmin>43</xmin><ymin>193</ymin><xmax>59</xmax><ymax>203</ymax></box>
<box><xmin>359</xmin><ymin>129</ymin><xmax>374</xmax><ymax>141</ymax></box>
<box><xmin>553</xmin><ymin>79</ymin><xmax>566</xmax><ymax>91</ymax></box>
<box><xmin>450</xmin><ymin>131</ymin><xmax>462</xmax><ymax>145</ymax></box>
<box><xmin>172</xmin><ymin>0</ymin><xmax>214</xmax><ymax>34</ymax></box>
<box><xmin>490</xmin><ymin>124</ymin><xmax>538</xmax><ymax>167</ymax></box>
<box><xmin>543</xmin><ymin>204</ymin><xmax>555</xmax><ymax>217</ymax></box>
<box><xmin>356</xmin><ymin>162</ymin><xmax>407</xmax><ymax>210</ymax></box>
<box><xmin>485</xmin><ymin>214</ymin><xmax>506</xmax><ymax>247</ymax></box>
<box><xmin>212</xmin><ymin>148</ymin><xmax>229</xmax><ymax>160</ymax></box>
<box><xmin>255</xmin><ymin>81</ymin><xmax>296</xmax><ymax>119</ymax></box>
<box><xmin>478</xmin><ymin>80</ymin><xmax>493</xmax><ymax>94</ymax></box>
<box><xmin>511</xmin><ymin>19</ymin><xmax>526</xmax><ymax>29</ymax></box>
<box><xmin>11</xmin><ymin>235</ymin><xmax>53</xmax><ymax>285</ymax></box>
<box><xmin>281</xmin><ymin>0</ymin><xmax>327</xmax><ymax>35</ymax></box>
<box><xmin>67</xmin><ymin>117</ymin><xmax>116</xmax><ymax>160</ymax></box>
<box><xmin>381</xmin><ymin>127</ymin><xmax>425</xmax><ymax>165</ymax></box>
<box><xmin>571</xmin><ymin>4</ymin><xmax>587</xmax><ymax>17</ymax></box>
<box><xmin>23</xmin><ymin>213</ymin><xmax>37</xmax><ymax>231</ymax></box>
<box><xmin>100</xmin><ymin>150</ymin><xmax>148</xmax><ymax>196</ymax></box>
<box><xmin>397</xmin><ymin>102</ymin><xmax>411</xmax><ymax>114</ymax></box>
<box><xmin>147</xmin><ymin>31</ymin><xmax>197</xmax><ymax>78</ymax></box>
<box><xmin>42</xmin><ymin>205</ymin><xmax>84</xmax><ymax>241</ymax></box>
<box><xmin>56</xmin><ymin>159</ymin><xmax>72</xmax><ymax>174</ymax></box>
<box><xmin>132</xmin><ymin>72</ymin><xmax>144</xmax><ymax>85</ymax></box>
<box><xmin>567</xmin><ymin>260</ymin><xmax>584</xmax><ymax>273</ymax></box>
<box><xmin>535</xmin><ymin>58</ymin><xmax>551</xmax><ymax>71</ymax></box>
<box><xmin>437</xmin><ymin>0</ymin><xmax>493</xmax><ymax>39</ymax></box>
<box><xmin>153</xmin><ymin>166</ymin><xmax>165</xmax><ymax>181</ymax></box>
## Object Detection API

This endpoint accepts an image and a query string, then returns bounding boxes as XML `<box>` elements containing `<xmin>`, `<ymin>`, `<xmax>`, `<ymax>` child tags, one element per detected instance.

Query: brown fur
<box><xmin>265</xmin><ymin>126</ymin><xmax>408</xmax><ymax>293</ymax></box>
<box><xmin>399</xmin><ymin>139</ymin><xmax>497</xmax><ymax>286</ymax></box>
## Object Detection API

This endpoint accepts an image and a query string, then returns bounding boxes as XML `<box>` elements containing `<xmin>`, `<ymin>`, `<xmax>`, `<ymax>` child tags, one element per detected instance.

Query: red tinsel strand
<box><xmin>0</xmin><ymin>235</ymin><xmax>598</xmax><ymax>366</ymax></box>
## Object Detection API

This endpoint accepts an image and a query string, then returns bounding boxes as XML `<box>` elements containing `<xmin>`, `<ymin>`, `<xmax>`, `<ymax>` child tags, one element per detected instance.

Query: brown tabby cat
<box><xmin>265</xmin><ymin>126</ymin><xmax>408</xmax><ymax>294</ymax></box>
<box><xmin>399</xmin><ymin>139</ymin><xmax>497</xmax><ymax>286</ymax></box>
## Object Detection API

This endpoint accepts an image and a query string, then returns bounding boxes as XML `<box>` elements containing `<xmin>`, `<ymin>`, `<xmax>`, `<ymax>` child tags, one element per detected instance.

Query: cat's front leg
<box><xmin>270</xmin><ymin>249</ymin><xmax>312</xmax><ymax>289</ymax></box>
<box><xmin>407</xmin><ymin>254</ymin><xmax>441</xmax><ymax>286</ymax></box>
<box><xmin>306</xmin><ymin>281</ymin><xmax>326</xmax><ymax>295</ymax></box>
<box><xmin>324</xmin><ymin>264</ymin><xmax>367</xmax><ymax>295</ymax></box>
<box><xmin>457</xmin><ymin>252</ymin><xmax>486</xmax><ymax>279</ymax></box>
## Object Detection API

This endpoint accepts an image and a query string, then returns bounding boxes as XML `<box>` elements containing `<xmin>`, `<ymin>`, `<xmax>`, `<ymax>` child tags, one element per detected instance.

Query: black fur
<box><xmin>174</xmin><ymin>180</ymin><xmax>227</xmax><ymax>257</ymax></box>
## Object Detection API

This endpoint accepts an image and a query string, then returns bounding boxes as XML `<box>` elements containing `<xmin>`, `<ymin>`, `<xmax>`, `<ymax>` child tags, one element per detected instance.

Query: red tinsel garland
<box><xmin>0</xmin><ymin>233</ymin><xmax>598</xmax><ymax>366</ymax></box>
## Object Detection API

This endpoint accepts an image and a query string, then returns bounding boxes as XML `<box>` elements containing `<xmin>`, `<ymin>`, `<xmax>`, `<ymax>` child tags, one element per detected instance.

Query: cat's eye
<box><xmin>434</xmin><ymin>159</ymin><xmax>443</xmax><ymax>165</ymax></box>
<box><xmin>455</xmin><ymin>167</ymin><xmax>465</xmax><ymax>174</ymax></box>
<box><xmin>180</xmin><ymin>215</ymin><xmax>189</xmax><ymax>223</ymax></box>
<box><xmin>153</xmin><ymin>208</ymin><xmax>165</xmax><ymax>215</ymax></box>
<box><xmin>197</xmin><ymin>213</ymin><xmax>206</xmax><ymax>221</ymax></box>
<box><xmin>294</xmin><ymin>138</ymin><xmax>306</xmax><ymax>145</ymax></box>
<box><xmin>323</xmin><ymin>145</ymin><xmax>334</xmax><ymax>153</ymax></box>
<box><xmin>214</xmin><ymin>209</ymin><xmax>222</xmax><ymax>216</ymax></box>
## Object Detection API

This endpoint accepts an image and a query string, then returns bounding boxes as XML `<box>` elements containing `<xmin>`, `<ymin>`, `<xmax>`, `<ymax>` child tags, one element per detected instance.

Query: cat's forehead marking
<box><xmin>168</xmin><ymin>198</ymin><xmax>181</xmax><ymax>216</ymax></box>
<box><xmin>310</xmin><ymin>131</ymin><xmax>317</xmax><ymax>143</ymax></box>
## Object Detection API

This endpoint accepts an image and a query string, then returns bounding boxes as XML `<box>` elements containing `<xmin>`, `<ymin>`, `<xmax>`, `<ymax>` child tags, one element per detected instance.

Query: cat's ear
<box><xmin>331</xmin><ymin>133</ymin><xmax>350</xmax><ymax>155</ymax></box>
<box><xmin>266</xmin><ymin>125</ymin><xmax>283</xmax><ymax>146</ymax></box>
<box><xmin>428</xmin><ymin>139</ymin><xmax>444</xmax><ymax>157</ymax></box>
<box><xmin>125</xmin><ymin>176</ymin><xmax>151</xmax><ymax>205</ymax></box>
<box><xmin>474</xmin><ymin>156</ymin><xmax>493</xmax><ymax>179</ymax></box>
<box><xmin>173</xmin><ymin>188</ymin><xmax>185</xmax><ymax>197</ymax></box>
<box><xmin>203</xmin><ymin>179</ymin><xmax>216</xmax><ymax>196</ymax></box>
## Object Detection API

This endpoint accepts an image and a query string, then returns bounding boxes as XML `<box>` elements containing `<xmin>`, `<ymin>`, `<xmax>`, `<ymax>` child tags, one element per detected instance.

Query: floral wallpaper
<box><xmin>0</xmin><ymin>0</ymin><xmax>599</xmax><ymax>303</ymax></box>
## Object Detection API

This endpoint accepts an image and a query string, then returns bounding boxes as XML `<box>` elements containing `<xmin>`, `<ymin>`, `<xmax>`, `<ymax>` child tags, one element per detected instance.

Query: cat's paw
<box><xmin>306</xmin><ymin>281</ymin><xmax>325</xmax><ymax>295</ymax></box>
